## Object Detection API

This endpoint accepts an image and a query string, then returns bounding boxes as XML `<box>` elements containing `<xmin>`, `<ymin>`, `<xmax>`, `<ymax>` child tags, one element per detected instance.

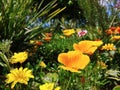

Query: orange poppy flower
<box><xmin>106</xmin><ymin>29</ymin><xmax>113</xmax><ymax>35</ymax></box>
<box><xmin>110</xmin><ymin>27</ymin><xmax>116</xmax><ymax>31</ymax></box>
<box><xmin>35</xmin><ymin>41</ymin><xmax>43</xmax><ymax>46</ymax></box>
<box><xmin>106</xmin><ymin>26</ymin><xmax>120</xmax><ymax>35</ymax></box>
<box><xmin>44</xmin><ymin>32</ymin><xmax>52</xmax><ymax>37</ymax></box>
<box><xmin>43</xmin><ymin>37</ymin><xmax>51</xmax><ymax>42</ymax></box>
<box><xmin>115</xmin><ymin>26</ymin><xmax>120</xmax><ymax>34</ymax></box>
<box><xmin>73</xmin><ymin>40</ymin><xmax>103</xmax><ymax>55</ymax></box>
<box><xmin>58</xmin><ymin>50</ymin><xmax>90</xmax><ymax>72</ymax></box>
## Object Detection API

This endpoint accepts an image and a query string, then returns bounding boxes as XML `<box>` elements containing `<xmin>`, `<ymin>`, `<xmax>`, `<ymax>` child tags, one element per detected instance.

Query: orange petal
<box><xmin>73</xmin><ymin>43</ymin><xmax>91</xmax><ymax>53</ymax></box>
<box><xmin>85</xmin><ymin>47</ymin><xmax>97</xmax><ymax>55</ymax></box>
<box><xmin>58</xmin><ymin>51</ymin><xmax>83</xmax><ymax>67</ymax></box>
<box><xmin>76</xmin><ymin>53</ymin><xmax>90</xmax><ymax>69</ymax></box>
<box><xmin>58</xmin><ymin>53</ymin><xmax>69</xmax><ymax>66</ymax></box>
<box><xmin>58</xmin><ymin>51</ymin><xmax>90</xmax><ymax>71</ymax></box>
<box><xmin>58</xmin><ymin>66</ymin><xmax>80</xmax><ymax>73</ymax></box>
<box><xmin>73</xmin><ymin>40</ymin><xmax>103</xmax><ymax>55</ymax></box>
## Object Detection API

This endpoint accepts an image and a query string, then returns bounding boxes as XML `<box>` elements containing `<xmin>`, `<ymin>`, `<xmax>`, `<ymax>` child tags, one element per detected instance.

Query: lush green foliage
<box><xmin>1</xmin><ymin>0</ymin><xmax>120</xmax><ymax>90</ymax></box>
<box><xmin>0</xmin><ymin>0</ymin><xmax>65</xmax><ymax>52</ymax></box>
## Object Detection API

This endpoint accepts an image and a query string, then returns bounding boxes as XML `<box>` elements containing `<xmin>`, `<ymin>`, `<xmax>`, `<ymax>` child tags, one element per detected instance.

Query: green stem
<box><xmin>115</xmin><ymin>40</ymin><xmax>120</xmax><ymax>46</ymax></box>
<box><xmin>109</xmin><ymin>15</ymin><xmax>117</xmax><ymax>28</ymax></box>
<box><xmin>0</xmin><ymin>52</ymin><xmax>11</xmax><ymax>70</ymax></box>
<box><xmin>65</xmin><ymin>75</ymin><xmax>71</xmax><ymax>90</ymax></box>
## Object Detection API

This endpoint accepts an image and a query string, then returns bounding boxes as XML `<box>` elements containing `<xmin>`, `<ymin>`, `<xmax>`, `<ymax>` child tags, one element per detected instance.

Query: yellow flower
<box><xmin>73</xmin><ymin>40</ymin><xmax>103</xmax><ymax>55</ymax></box>
<box><xmin>97</xmin><ymin>61</ymin><xmax>108</xmax><ymax>69</ymax></box>
<box><xmin>58</xmin><ymin>50</ymin><xmax>90</xmax><ymax>72</ymax></box>
<box><xmin>62</xmin><ymin>29</ymin><xmax>75</xmax><ymax>36</ymax></box>
<box><xmin>10</xmin><ymin>51</ymin><xmax>28</xmax><ymax>64</ymax></box>
<box><xmin>111</xmin><ymin>36</ymin><xmax>120</xmax><ymax>40</ymax></box>
<box><xmin>101</xmin><ymin>43</ymin><xmax>116</xmax><ymax>51</ymax></box>
<box><xmin>54</xmin><ymin>87</ymin><xmax>61</xmax><ymax>90</ymax></box>
<box><xmin>40</xmin><ymin>61</ymin><xmax>46</xmax><ymax>68</ymax></box>
<box><xmin>5</xmin><ymin>67</ymin><xmax>34</xmax><ymax>89</ymax></box>
<box><xmin>39</xmin><ymin>83</ymin><xmax>54</xmax><ymax>90</ymax></box>
<box><xmin>39</xmin><ymin>83</ymin><xmax>60</xmax><ymax>90</ymax></box>
<box><xmin>59</xmin><ymin>35</ymin><xmax>65</xmax><ymax>39</ymax></box>
<box><xmin>30</xmin><ymin>40</ymin><xmax>35</xmax><ymax>44</ymax></box>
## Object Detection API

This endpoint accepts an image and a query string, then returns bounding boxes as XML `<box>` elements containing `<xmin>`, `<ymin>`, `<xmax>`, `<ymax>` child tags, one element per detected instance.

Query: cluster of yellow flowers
<box><xmin>5</xmin><ymin>27</ymin><xmax>118</xmax><ymax>89</ymax></box>
<box><xmin>6</xmin><ymin>51</ymin><xmax>61</xmax><ymax>90</ymax></box>
<box><xmin>58</xmin><ymin>40</ymin><xmax>103</xmax><ymax>72</ymax></box>
<box><xmin>5</xmin><ymin>51</ymin><xmax>34</xmax><ymax>89</ymax></box>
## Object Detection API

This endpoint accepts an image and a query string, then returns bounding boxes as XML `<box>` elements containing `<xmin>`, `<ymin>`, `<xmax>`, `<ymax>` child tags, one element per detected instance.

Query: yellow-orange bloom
<box><xmin>106</xmin><ymin>26</ymin><xmax>120</xmax><ymax>35</ymax></box>
<box><xmin>101</xmin><ymin>43</ymin><xmax>116</xmax><ymax>51</ymax></box>
<box><xmin>5</xmin><ymin>67</ymin><xmax>34</xmax><ymax>89</ymax></box>
<box><xmin>62</xmin><ymin>29</ymin><xmax>75</xmax><ymax>36</ymax></box>
<box><xmin>43</xmin><ymin>37</ymin><xmax>51</xmax><ymax>42</ymax></box>
<box><xmin>115</xmin><ymin>26</ymin><xmax>120</xmax><ymax>34</ymax></box>
<box><xmin>35</xmin><ymin>41</ymin><xmax>43</xmax><ymax>46</ymax></box>
<box><xmin>40</xmin><ymin>61</ymin><xmax>46</xmax><ymax>68</ymax></box>
<box><xmin>44</xmin><ymin>32</ymin><xmax>52</xmax><ymax>37</ymax></box>
<box><xmin>39</xmin><ymin>83</ymin><xmax>60</xmax><ymax>90</ymax></box>
<box><xmin>73</xmin><ymin>40</ymin><xmax>103</xmax><ymax>55</ymax></box>
<box><xmin>30</xmin><ymin>40</ymin><xmax>35</xmax><ymax>44</ymax></box>
<box><xmin>10</xmin><ymin>51</ymin><xmax>28</xmax><ymax>64</ymax></box>
<box><xmin>97</xmin><ymin>61</ymin><xmax>108</xmax><ymax>69</ymax></box>
<box><xmin>58</xmin><ymin>50</ymin><xmax>90</xmax><ymax>72</ymax></box>
<box><xmin>54</xmin><ymin>87</ymin><xmax>61</xmax><ymax>90</ymax></box>
<box><xmin>111</xmin><ymin>36</ymin><xmax>120</xmax><ymax>40</ymax></box>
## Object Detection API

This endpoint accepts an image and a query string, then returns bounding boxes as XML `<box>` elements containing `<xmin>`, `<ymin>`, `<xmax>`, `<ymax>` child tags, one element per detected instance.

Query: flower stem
<box><xmin>0</xmin><ymin>52</ymin><xmax>10</xmax><ymax>70</ymax></box>
<box><xmin>65</xmin><ymin>76</ymin><xmax>71</xmax><ymax>90</ymax></box>
<box><xmin>109</xmin><ymin>15</ymin><xmax>117</xmax><ymax>28</ymax></box>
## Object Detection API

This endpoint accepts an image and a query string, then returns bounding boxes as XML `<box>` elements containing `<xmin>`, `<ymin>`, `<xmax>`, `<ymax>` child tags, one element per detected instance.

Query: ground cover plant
<box><xmin>0</xmin><ymin>0</ymin><xmax>120</xmax><ymax>90</ymax></box>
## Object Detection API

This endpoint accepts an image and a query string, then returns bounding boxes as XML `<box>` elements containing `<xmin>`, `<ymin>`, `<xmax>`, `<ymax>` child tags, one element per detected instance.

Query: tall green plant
<box><xmin>0</xmin><ymin>0</ymin><xmax>65</xmax><ymax>51</ymax></box>
<box><xmin>0</xmin><ymin>40</ymin><xmax>12</xmax><ymax>70</ymax></box>
<box><xmin>77</xmin><ymin>0</ymin><xmax>118</xmax><ymax>30</ymax></box>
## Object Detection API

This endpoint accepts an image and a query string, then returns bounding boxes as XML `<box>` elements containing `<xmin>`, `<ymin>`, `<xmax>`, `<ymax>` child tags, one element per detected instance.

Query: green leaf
<box><xmin>113</xmin><ymin>86</ymin><xmax>120</xmax><ymax>90</ymax></box>
<box><xmin>0</xmin><ymin>62</ymin><xmax>7</xmax><ymax>67</ymax></box>
<box><xmin>42</xmin><ymin>73</ymin><xmax>58</xmax><ymax>83</ymax></box>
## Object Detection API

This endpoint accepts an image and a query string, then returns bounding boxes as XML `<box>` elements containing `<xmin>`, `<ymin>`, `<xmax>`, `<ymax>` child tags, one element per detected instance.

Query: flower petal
<box><xmin>59</xmin><ymin>66</ymin><xmax>80</xmax><ymax>73</ymax></box>
<box><xmin>58</xmin><ymin>50</ymin><xmax>90</xmax><ymax>72</ymax></box>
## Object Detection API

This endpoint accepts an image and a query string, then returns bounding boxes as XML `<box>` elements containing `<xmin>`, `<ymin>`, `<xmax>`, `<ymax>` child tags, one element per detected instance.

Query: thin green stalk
<box><xmin>65</xmin><ymin>76</ymin><xmax>71</xmax><ymax>90</ymax></box>
<box><xmin>109</xmin><ymin>9</ymin><xmax>120</xmax><ymax>28</ymax></box>
<box><xmin>109</xmin><ymin>15</ymin><xmax>117</xmax><ymax>28</ymax></box>
<box><xmin>0</xmin><ymin>52</ymin><xmax>10</xmax><ymax>70</ymax></box>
